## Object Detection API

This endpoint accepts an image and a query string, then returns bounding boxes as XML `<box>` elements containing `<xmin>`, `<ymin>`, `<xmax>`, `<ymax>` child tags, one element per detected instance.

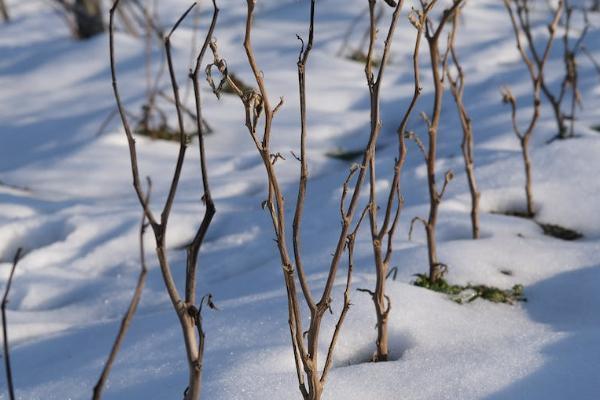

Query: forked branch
<box><xmin>208</xmin><ymin>0</ymin><xmax>405</xmax><ymax>396</ymax></box>
<box><xmin>417</xmin><ymin>0</ymin><xmax>465</xmax><ymax>283</ymax></box>
<box><xmin>502</xmin><ymin>0</ymin><xmax>563</xmax><ymax>216</ymax></box>
<box><xmin>109</xmin><ymin>1</ymin><xmax>219</xmax><ymax>398</ymax></box>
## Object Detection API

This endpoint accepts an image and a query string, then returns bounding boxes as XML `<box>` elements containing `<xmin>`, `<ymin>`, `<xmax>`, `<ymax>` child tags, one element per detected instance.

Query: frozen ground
<box><xmin>1</xmin><ymin>0</ymin><xmax>600</xmax><ymax>399</ymax></box>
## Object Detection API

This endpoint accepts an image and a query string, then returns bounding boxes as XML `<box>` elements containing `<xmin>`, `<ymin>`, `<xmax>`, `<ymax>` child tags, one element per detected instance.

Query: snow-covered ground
<box><xmin>1</xmin><ymin>0</ymin><xmax>599</xmax><ymax>399</ymax></box>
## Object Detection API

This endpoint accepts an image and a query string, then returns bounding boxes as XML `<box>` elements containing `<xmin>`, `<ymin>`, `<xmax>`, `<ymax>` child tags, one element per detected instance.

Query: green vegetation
<box><xmin>537</xmin><ymin>222</ymin><xmax>583</xmax><ymax>241</ymax></box>
<box><xmin>413</xmin><ymin>274</ymin><xmax>526</xmax><ymax>305</ymax></box>
<box><xmin>135</xmin><ymin>124</ymin><xmax>195</xmax><ymax>143</ymax></box>
<box><xmin>491</xmin><ymin>209</ymin><xmax>534</xmax><ymax>219</ymax></box>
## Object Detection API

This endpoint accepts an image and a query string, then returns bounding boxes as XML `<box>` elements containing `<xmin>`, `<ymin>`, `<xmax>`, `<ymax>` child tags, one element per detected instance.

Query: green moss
<box><xmin>464</xmin><ymin>284</ymin><xmax>525</xmax><ymax>305</ymax></box>
<box><xmin>135</xmin><ymin>124</ymin><xmax>195</xmax><ymax>143</ymax></box>
<box><xmin>413</xmin><ymin>274</ymin><xmax>463</xmax><ymax>295</ymax></box>
<box><xmin>538</xmin><ymin>222</ymin><xmax>583</xmax><ymax>241</ymax></box>
<box><xmin>492</xmin><ymin>210</ymin><xmax>583</xmax><ymax>241</ymax></box>
<box><xmin>413</xmin><ymin>274</ymin><xmax>526</xmax><ymax>305</ymax></box>
<box><xmin>491</xmin><ymin>209</ymin><xmax>534</xmax><ymax>219</ymax></box>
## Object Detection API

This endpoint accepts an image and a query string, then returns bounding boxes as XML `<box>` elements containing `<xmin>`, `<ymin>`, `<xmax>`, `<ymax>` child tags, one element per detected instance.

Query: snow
<box><xmin>1</xmin><ymin>0</ymin><xmax>600</xmax><ymax>399</ymax></box>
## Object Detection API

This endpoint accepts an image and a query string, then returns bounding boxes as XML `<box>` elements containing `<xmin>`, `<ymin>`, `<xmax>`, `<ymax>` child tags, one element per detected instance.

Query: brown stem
<box><xmin>109</xmin><ymin>2</ymin><xmax>218</xmax><ymax>399</ymax></box>
<box><xmin>109</xmin><ymin>0</ymin><xmax>159</xmax><ymax>229</ymax></box>
<box><xmin>186</xmin><ymin>0</ymin><xmax>219</xmax><ymax>308</ymax></box>
<box><xmin>292</xmin><ymin>0</ymin><xmax>317</xmax><ymax>311</ymax></box>
<box><xmin>446</xmin><ymin>7</ymin><xmax>480</xmax><ymax>239</ymax></box>
<box><xmin>421</xmin><ymin>0</ymin><xmax>465</xmax><ymax>283</ymax></box>
<box><xmin>364</xmin><ymin>0</ymin><xmax>423</xmax><ymax>362</ymax></box>
<box><xmin>503</xmin><ymin>0</ymin><xmax>563</xmax><ymax>216</ymax></box>
<box><xmin>2</xmin><ymin>248</ymin><xmax>22</xmax><ymax>400</ymax></box>
<box><xmin>521</xmin><ymin>136</ymin><xmax>534</xmax><ymax>217</ymax></box>
<box><xmin>208</xmin><ymin>0</ymin><xmax>404</xmax><ymax>397</ymax></box>
<box><xmin>92</xmin><ymin>182</ymin><xmax>151</xmax><ymax>400</ymax></box>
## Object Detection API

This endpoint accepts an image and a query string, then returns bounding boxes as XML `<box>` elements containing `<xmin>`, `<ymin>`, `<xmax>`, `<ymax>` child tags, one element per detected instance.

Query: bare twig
<box><xmin>109</xmin><ymin>1</ymin><xmax>218</xmax><ymax>398</ymax></box>
<box><xmin>92</xmin><ymin>181</ymin><xmax>151</xmax><ymax>400</ymax></box>
<box><xmin>208</xmin><ymin>0</ymin><xmax>405</xmax><ymax>396</ymax></box>
<box><xmin>519</xmin><ymin>0</ymin><xmax>586</xmax><ymax>141</ymax></box>
<box><xmin>293</xmin><ymin>1</ymin><xmax>317</xmax><ymax>311</ymax></box>
<box><xmin>502</xmin><ymin>0</ymin><xmax>563</xmax><ymax>216</ymax></box>
<box><xmin>406</xmin><ymin>131</ymin><xmax>428</xmax><ymax>162</ymax></box>
<box><xmin>581</xmin><ymin>45</ymin><xmax>600</xmax><ymax>75</ymax></box>
<box><xmin>408</xmin><ymin>216</ymin><xmax>428</xmax><ymax>241</ymax></box>
<box><xmin>419</xmin><ymin>0</ymin><xmax>465</xmax><ymax>283</ymax></box>
<box><xmin>446</xmin><ymin>7</ymin><xmax>481</xmax><ymax>239</ymax></box>
<box><xmin>385</xmin><ymin>266</ymin><xmax>398</xmax><ymax>280</ymax></box>
<box><xmin>321</xmin><ymin>203</ymin><xmax>369</xmax><ymax>384</ymax></box>
<box><xmin>2</xmin><ymin>248</ymin><xmax>22</xmax><ymax>400</ymax></box>
<box><xmin>110</xmin><ymin>0</ymin><xmax>159</xmax><ymax>228</ymax></box>
<box><xmin>185</xmin><ymin>0</ymin><xmax>219</xmax><ymax>308</ymax></box>
<box><xmin>438</xmin><ymin>170</ymin><xmax>454</xmax><ymax>199</ymax></box>
<box><xmin>95</xmin><ymin>107</ymin><xmax>119</xmax><ymax>137</ymax></box>
<box><xmin>363</xmin><ymin>0</ymin><xmax>427</xmax><ymax>362</ymax></box>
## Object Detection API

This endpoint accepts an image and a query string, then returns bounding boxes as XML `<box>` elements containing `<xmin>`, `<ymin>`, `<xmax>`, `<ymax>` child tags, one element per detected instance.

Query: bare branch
<box><xmin>363</xmin><ymin>0</ymin><xmax>424</xmax><ymax>361</ymax></box>
<box><xmin>502</xmin><ymin>0</ymin><xmax>563</xmax><ymax>216</ymax></box>
<box><xmin>321</xmin><ymin>203</ymin><xmax>367</xmax><ymax>383</ymax></box>
<box><xmin>93</xmin><ymin>180</ymin><xmax>151</xmax><ymax>400</ymax></box>
<box><xmin>581</xmin><ymin>45</ymin><xmax>600</xmax><ymax>76</ymax></box>
<box><xmin>109</xmin><ymin>0</ymin><xmax>158</xmax><ymax>228</ymax></box>
<box><xmin>110</xmin><ymin>2</ymin><xmax>219</xmax><ymax>398</ymax></box>
<box><xmin>408</xmin><ymin>216</ymin><xmax>428</xmax><ymax>241</ymax></box>
<box><xmin>446</xmin><ymin>9</ymin><xmax>480</xmax><ymax>238</ymax></box>
<box><xmin>292</xmin><ymin>0</ymin><xmax>317</xmax><ymax>311</ymax></box>
<box><xmin>385</xmin><ymin>266</ymin><xmax>398</xmax><ymax>280</ymax></box>
<box><xmin>2</xmin><ymin>248</ymin><xmax>22</xmax><ymax>400</ymax></box>
<box><xmin>407</xmin><ymin>131</ymin><xmax>428</xmax><ymax>162</ymax></box>
<box><xmin>160</xmin><ymin>2</ymin><xmax>198</xmax><ymax>227</ymax></box>
<box><xmin>186</xmin><ymin>0</ymin><xmax>219</xmax><ymax>307</ymax></box>
<box><xmin>438</xmin><ymin>170</ymin><xmax>454</xmax><ymax>199</ymax></box>
<box><xmin>501</xmin><ymin>86</ymin><xmax>523</xmax><ymax>139</ymax></box>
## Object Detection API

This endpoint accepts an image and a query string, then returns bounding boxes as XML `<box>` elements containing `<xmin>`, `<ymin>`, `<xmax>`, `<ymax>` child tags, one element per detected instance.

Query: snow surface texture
<box><xmin>1</xmin><ymin>0</ymin><xmax>600</xmax><ymax>399</ymax></box>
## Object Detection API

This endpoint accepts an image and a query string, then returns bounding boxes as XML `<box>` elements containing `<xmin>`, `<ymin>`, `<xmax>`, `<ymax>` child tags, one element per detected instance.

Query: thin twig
<box><xmin>2</xmin><ymin>248</ymin><xmax>22</xmax><ymax>400</ymax></box>
<box><xmin>92</xmin><ymin>181</ymin><xmax>151</xmax><ymax>400</ymax></box>
<box><xmin>408</xmin><ymin>216</ymin><xmax>427</xmax><ymax>241</ymax></box>
<box><xmin>292</xmin><ymin>0</ymin><xmax>317</xmax><ymax>312</ymax></box>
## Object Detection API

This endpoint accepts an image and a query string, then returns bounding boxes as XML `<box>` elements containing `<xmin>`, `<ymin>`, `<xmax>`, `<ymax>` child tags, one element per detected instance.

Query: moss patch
<box><xmin>413</xmin><ymin>274</ymin><xmax>526</xmax><ymax>305</ymax></box>
<box><xmin>493</xmin><ymin>210</ymin><xmax>583</xmax><ymax>241</ymax></box>
<box><xmin>537</xmin><ymin>222</ymin><xmax>583</xmax><ymax>241</ymax></box>
<box><xmin>491</xmin><ymin>209</ymin><xmax>534</xmax><ymax>219</ymax></box>
<box><xmin>413</xmin><ymin>274</ymin><xmax>463</xmax><ymax>295</ymax></box>
<box><xmin>135</xmin><ymin>125</ymin><xmax>195</xmax><ymax>143</ymax></box>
